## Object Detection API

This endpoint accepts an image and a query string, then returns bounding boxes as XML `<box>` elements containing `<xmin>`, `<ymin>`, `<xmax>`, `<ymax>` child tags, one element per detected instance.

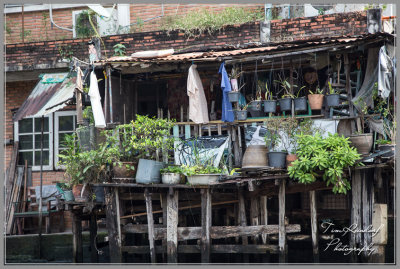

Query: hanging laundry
<box><xmin>75</xmin><ymin>66</ymin><xmax>84</xmax><ymax>124</ymax></box>
<box><xmin>378</xmin><ymin>45</ymin><xmax>394</xmax><ymax>98</ymax></box>
<box><xmin>88</xmin><ymin>71</ymin><xmax>106</xmax><ymax>128</ymax></box>
<box><xmin>219</xmin><ymin>62</ymin><xmax>234</xmax><ymax>122</ymax></box>
<box><xmin>187</xmin><ymin>64</ymin><xmax>209</xmax><ymax>124</ymax></box>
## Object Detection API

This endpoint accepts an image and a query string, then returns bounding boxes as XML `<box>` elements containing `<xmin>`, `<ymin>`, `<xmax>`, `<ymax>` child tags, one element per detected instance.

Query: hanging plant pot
<box><xmin>263</xmin><ymin>100</ymin><xmax>277</xmax><ymax>113</ymax></box>
<box><xmin>235</xmin><ymin>110</ymin><xmax>248</xmax><ymax>121</ymax></box>
<box><xmin>113</xmin><ymin>161</ymin><xmax>137</xmax><ymax>178</ymax></box>
<box><xmin>228</xmin><ymin>91</ymin><xmax>240</xmax><ymax>103</ymax></box>
<box><xmin>378</xmin><ymin>144</ymin><xmax>395</xmax><ymax>158</ymax></box>
<box><xmin>294</xmin><ymin>97</ymin><xmax>308</xmax><ymax>112</ymax></box>
<box><xmin>326</xmin><ymin>94</ymin><xmax>340</xmax><ymax>107</ymax></box>
<box><xmin>241</xmin><ymin>145</ymin><xmax>269</xmax><ymax>168</ymax></box>
<box><xmin>251</xmin><ymin>100</ymin><xmax>262</xmax><ymax>111</ymax></box>
<box><xmin>348</xmin><ymin>133</ymin><xmax>373</xmax><ymax>155</ymax></box>
<box><xmin>135</xmin><ymin>159</ymin><xmax>165</xmax><ymax>184</ymax></box>
<box><xmin>187</xmin><ymin>174</ymin><xmax>220</xmax><ymax>185</ymax></box>
<box><xmin>279</xmin><ymin>98</ymin><xmax>292</xmax><ymax>111</ymax></box>
<box><xmin>162</xmin><ymin>173</ymin><xmax>183</xmax><ymax>184</ymax></box>
<box><xmin>308</xmin><ymin>94</ymin><xmax>324</xmax><ymax>110</ymax></box>
<box><xmin>286</xmin><ymin>154</ymin><xmax>298</xmax><ymax>168</ymax></box>
<box><xmin>268</xmin><ymin>151</ymin><xmax>287</xmax><ymax>168</ymax></box>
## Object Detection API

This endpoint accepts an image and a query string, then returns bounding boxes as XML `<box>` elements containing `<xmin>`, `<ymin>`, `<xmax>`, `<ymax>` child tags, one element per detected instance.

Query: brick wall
<box><xmin>5</xmin><ymin>4</ymin><xmax>263</xmax><ymax>44</ymax></box>
<box><xmin>6</xmin><ymin>10</ymin><xmax>368</xmax><ymax>73</ymax></box>
<box><xmin>270</xmin><ymin>11</ymin><xmax>367</xmax><ymax>42</ymax></box>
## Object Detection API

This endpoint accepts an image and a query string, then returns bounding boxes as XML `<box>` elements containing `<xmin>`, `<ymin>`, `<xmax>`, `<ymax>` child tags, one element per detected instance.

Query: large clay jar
<box><xmin>348</xmin><ymin>133</ymin><xmax>373</xmax><ymax>155</ymax></box>
<box><xmin>241</xmin><ymin>145</ymin><xmax>268</xmax><ymax>168</ymax></box>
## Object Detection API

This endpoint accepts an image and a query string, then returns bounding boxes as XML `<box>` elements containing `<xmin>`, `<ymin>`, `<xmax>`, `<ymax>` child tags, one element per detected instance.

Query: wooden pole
<box><xmin>72</xmin><ymin>211</ymin><xmax>83</xmax><ymax>263</ymax></box>
<box><xmin>260</xmin><ymin>196</ymin><xmax>268</xmax><ymax>244</ymax></box>
<box><xmin>362</xmin><ymin>170</ymin><xmax>373</xmax><ymax>262</ymax></box>
<box><xmin>105</xmin><ymin>187</ymin><xmax>122</xmax><ymax>263</ymax></box>
<box><xmin>161</xmin><ymin>193</ymin><xmax>167</xmax><ymax>263</ymax></box>
<box><xmin>290</xmin><ymin>60</ymin><xmax>294</xmax><ymax>118</ymax></box>
<box><xmin>145</xmin><ymin>188</ymin><xmax>156</xmax><ymax>263</ymax></box>
<box><xmin>167</xmin><ymin>189</ymin><xmax>179</xmax><ymax>263</ymax></box>
<box><xmin>21</xmin><ymin>160</ymin><xmax>28</xmax><ymax>232</ymax></box>
<box><xmin>344</xmin><ymin>54</ymin><xmax>356</xmax><ymax>133</ymax></box>
<box><xmin>250</xmin><ymin>196</ymin><xmax>259</xmax><ymax>244</ymax></box>
<box><xmin>309</xmin><ymin>190</ymin><xmax>319</xmax><ymax>263</ymax></box>
<box><xmin>201</xmin><ymin>189</ymin><xmax>212</xmax><ymax>263</ymax></box>
<box><xmin>90</xmin><ymin>212</ymin><xmax>99</xmax><ymax>263</ymax></box>
<box><xmin>279</xmin><ymin>179</ymin><xmax>287</xmax><ymax>263</ymax></box>
<box><xmin>350</xmin><ymin>170</ymin><xmax>362</xmax><ymax>263</ymax></box>
<box><xmin>238</xmin><ymin>189</ymin><xmax>249</xmax><ymax>263</ymax></box>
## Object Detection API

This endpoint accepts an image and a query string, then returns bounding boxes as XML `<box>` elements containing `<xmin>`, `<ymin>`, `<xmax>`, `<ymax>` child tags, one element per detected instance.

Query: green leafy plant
<box><xmin>309</xmin><ymin>86</ymin><xmax>323</xmax><ymax>95</ymax></box>
<box><xmin>160</xmin><ymin>165</ymin><xmax>184</xmax><ymax>174</ymax></box>
<box><xmin>181</xmin><ymin>164</ymin><xmax>222</xmax><ymax>176</ymax></box>
<box><xmin>113</xmin><ymin>43</ymin><xmax>126</xmax><ymax>56</ymax></box>
<box><xmin>264</xmin><ymin>81</ymin><xmax>274</xmax><ymax>100</ymax></box>
<box><xmin>230</xmin><ymin>66</ymin><xmax>243</xmax><ymax>80</ymax></box>
<box><xmin>287</xmin><ymin>133</ymin><xmax>362</xmax><ymax>194</ymax></box>
<box><xmin>327</xmin><ymin>81</ymin><xmax>338</xmax><ymax>95</ymax></box>
<box><xmin>58</xmin><ymin>44</ymin><xmax>74</xmax><ymax>61</ymax></box>
<box><xmin>75</xmin><ymin>10</ymin><xmax>98</xmax><ymax>38</ymax></box>
<box><xmin>83</xmin><ymin>106</ymin><xmax>95</xmax><ymax>125</ymax></box>
<box><xmin>274</xmin><ymin>75</ymin><xmax>294</xmax><ymax>98</ymax></box>
<box><xmin>42</xmin><ymin>11</ymin><xmax>49</xmax><ymax>41</ymax></box>
<box><xmin>376</xmin><ymin>139</ymin><xmax>391</xmax><ymax>145</ymax></box>
<box><xmin>161</xmin><ymin>6</ymin><xmax>263</xmax><ymax>38</ymax></box>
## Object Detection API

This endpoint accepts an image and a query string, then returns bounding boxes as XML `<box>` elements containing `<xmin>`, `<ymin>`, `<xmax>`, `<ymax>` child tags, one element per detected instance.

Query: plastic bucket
<box><xmin>326</xmin><ymin>94</ymin><xmax>340</xmax><ymax>107</ymax></box>
<box><xmin>93</xmin><ymin>186</ymin><xmax>105</xmax><ymax>203</ymax></box>
<box><xmin>235</xmin><ymin>110</ymin><xmax>248</xmax><ymax>121</ymax></box>
<box><xmin>162</xmin><ymin>173</ymin><xmax>182</xmax><ymax>184</ymax></box>
<box><xmin>268</xmin><ymin>152</ymin><xmax>287</xmax><ymax>168</ymax></box>
<box><xmin>135</xmin><ymin>159</ymin><xmax>165</xmax><ymax>184</ymax></box>
<box><xmin>187</xmin><ymin>174</ymin><xmax>220</xmax><ymax>185</ymax></box>
<box><xmin>63</xmin><ymin>190</ymin><xmax>75</xmax><ymax>201</ymax></box>
<box><xmin>263</xmin><ymin>100</ymin><xmax>277</xmax><ymax>113</ymax></box>
<box><xmin>279</xmin><ymin>98</ymin><xmax>292</xmax><ymax>111</ymax></box>
<box><xmin>294</xmin><ymin>97</ymin><xmax>308</xmax><ymax>112</ymax></box>
<box><xmin>228</xmin><ymin>91</ymin><xmax>240</xmax><ymax>103</ymax></box>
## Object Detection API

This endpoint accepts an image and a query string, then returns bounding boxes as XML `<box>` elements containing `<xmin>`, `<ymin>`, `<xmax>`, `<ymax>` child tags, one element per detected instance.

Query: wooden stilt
<box><xmin>161</xmin><ymin>193</ymin><xmax>167</xmax><ymax>263</ymax></box>
<box><xmin>259</xmin><ymin>196</ymin><xmax>268</xmax><ymax>244</ymax></box>
<box><xmin>309</xmin><ymin>190</ymin><xmax>319</xmax><ymax>263</ymax></box>
<box><xmin>90</xmin><ymin>212</ymin><xmax>99</xmax><ymax>263</ymax></box>
<box><xmin>72</xmin><ymin>211</ymin><xmax>83</xmax><ymax>263</ymax></box>
<box><xmin>238</xmin><ymin>189</ymin><xmax>249</xmax><ymax>263</ymax></box>
<box><xmin>145</xmin><ymin>188</ymin><xmax>156</xmax><ymax>263</ymax></box>
<box><xmin>201</xmin><ymin>189</ymin><xmax>212</xmax><ymax>263</ymax></box>
<box><xmin>350</xmin><ymin>170</ymin><xmax>362</xmax><ymax>263</ymax></box>
<box><xmin>105</xmin><ymin>187</ymin><xmax>122</xmax><ymax>263</ymax></box>
<box><xmin>362</xmin><ymin>170</ymin><xmax>373</xmax><ymax>262</ymax></box>
<box><xmin>250</xmin><ymin>196</ymin><xmax>259</xmax><ymax>244</ymax></box>
<box><xmin>167</xmin><ymin>189</ymin><xmax>179</xmax><ymax>263</ymax></box>
<box><xmin>279</xmin><ymin>179</ymin><xmax>287</xmax><ymax>263</ymax></box>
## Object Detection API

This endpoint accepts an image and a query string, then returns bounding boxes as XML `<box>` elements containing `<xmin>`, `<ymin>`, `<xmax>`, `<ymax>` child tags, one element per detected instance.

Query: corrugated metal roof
<box><xmin>98</xmin><ymin>33</ymin><xmax>390</xmax><ymax>64</ymax></box>
<box><xmin>13</xmin><ymin>74</ymin><xmax>76</xmax><ymax>121</ymax></box>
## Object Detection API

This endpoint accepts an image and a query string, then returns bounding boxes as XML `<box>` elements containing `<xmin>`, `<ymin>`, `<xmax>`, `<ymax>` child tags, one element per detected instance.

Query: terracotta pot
<box><xmin>307</xmin><ymin>94</ymin><xmax>324</xmax><ymax>110</ymax></box>
<box><xmin>72</xmin><ymin>184</ymin><xmax>83</xmax><ymax>198</ymax></box>
<box><xmin>241</xmin><ymin>145</ymin><xmax>268</xmax><ymax>168</ymax></box>
<box><xmin>286</xmin><ymin>154</ymin><xmax>298</xmax><ymax>167</ymax></box>
<box><xmin>72</xmin><ymin>184</ymin><xmax>89</xmax><ymax>201</ymax></box>
<box><xmin>113</xmin><ymin>161</ymin><xmax>137</xmax><ymax>178</ymax></box>
<box><xmin>348</xmin><ymin>133</ymin><xmax>373</xmax><ymax>155</ymax></box>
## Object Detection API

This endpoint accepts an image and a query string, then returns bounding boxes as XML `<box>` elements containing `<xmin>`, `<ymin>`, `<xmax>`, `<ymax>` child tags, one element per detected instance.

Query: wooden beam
<box><xmin>167</xmin><ymin>189</ymin><xmax>179</xmax><ymax>263</ymax></box>
<box><xmin>362</xmin><ymin>169</ymin><xmax>374</xmax><ymax>262</ymax></box>
<box><xmin>144</xmin><ymin>188</ymin><xmax>156</xmax><ymax>264</ymax></box>
<box><xmin>105</xmin><ymin>187</ymin><xmax>122</xmax><ymax>263</ymax></box>
<box><xmin>122</xmin><ymin>224</ymin><xmax>301</xmax><ymax>241</ymax></box>
<box><xmin>238</xmin><ymin>189</ymin><xmax>248</xmax><ymax>263</ymax></box>
<box><xmin>309</xmin><ymin>190</ymin><xmax>319</xmax><ymax>263</ymax></box>
<box><xmin>279</xmin><ymin>179</ymin><xmax>287</xmax><ymax>263</ymax></box>
<box><xmin>250</xmin><ymin>196</ymin><xmax>259</xmax><ymax>243</ymax></box>
<box><xmin>260</xmin><ymin>196</ymin><xmax>268</xmax><ymax>244</ymax></box>
<box><xmin>350</xmin><ymin>170</ymin><xmax>362</xmax><ymax>263</ymax></box>
<box><xmin>201</xmin><ymin>189</ymin><xmax>212</xmax><ymax>263</ymax></box>
<box><xmin>89</xmin><ymin>212</ymin><xmax>98</xmax><ymax>263</ymax></box>
<box><xmin>72</xmin><ymin>212</ymin><xmax>83</xmax><ymax>263</ymax></box>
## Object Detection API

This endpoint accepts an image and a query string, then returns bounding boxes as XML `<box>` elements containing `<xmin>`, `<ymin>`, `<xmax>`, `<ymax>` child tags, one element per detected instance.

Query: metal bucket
<box><xmin>135</xmin><ymin>159</ymin><xmax>165</xmax><ymax>184</ymax></box>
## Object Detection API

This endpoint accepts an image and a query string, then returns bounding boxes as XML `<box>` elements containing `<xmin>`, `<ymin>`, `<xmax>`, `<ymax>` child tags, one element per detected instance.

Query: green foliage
<box><xmin>58</xmin><ymin>133</ymin><xmax>111</xmax><ymax>186</ymax></box>
<box><xmin>57</xmin><ymin>44</ymin><xmax>74</xmax><ymax>61</ymax></box>
<box><xmin>309</xmin><ymin>87</ymin><xmax>323</xmax><ymax>95</ymax></box>
<box><xmin>75</xmin><ymin>10</ymin><xmax>97</xmax><ymax>38</ymax></box>
<box><xmin>160</xmin><ymin>165</ymin><xmax>184</xmax><ymax>174</ymax></box>
<box><xmin>327</xmin><ymin>82</ymin><xmax>338</xmax><ymax>95</ymax></box>
<box><xmin>5</xmin><ymin>22</ymin><xmax>11</xmax><ymax>36</ymax></box>
<box><xmin>376</xmin><ymin>139</ymin><xmax>391</xmax><ymax>145</ymax></box>
<box><xmin>42</xmin><ymin>11</ymin><xmax>49</xmax><ymax>40</ymax></box>
<box><xmin>82</xmin><ymin>106</ymin><xmax>95</xmax><ymax>125</ymax></box>
<box><xmin>161</xmin><ymin>6</ymin><xmax>264</xmax><ymax>38</ymax></box>
<box><xmin>318</xmin><ymin>8</ymin><xmax>325</xmax><ymax>15</ymax></box>
<box><xmin>113</xmin><ymin>43</ymin><xmax>126</xmax><ymax>56</ymax></box>
<box><xmin>287</xmin><ymin>133</ymin><xmax>362</xmax><ymax>194</ymax></box>
<box><xmin>181</xmin><ymin>164</ymin><xmax>222</xmax><ymax>176</ymax></box>
<box><xmin>20</xmin><ymin>29</ymin><xmax>31</xmax><ymax>40</ymax></box>
<box><xmin>364</xmin><ymin>4</ymin><xmax>387</xmax><ymax>10</ymax></box>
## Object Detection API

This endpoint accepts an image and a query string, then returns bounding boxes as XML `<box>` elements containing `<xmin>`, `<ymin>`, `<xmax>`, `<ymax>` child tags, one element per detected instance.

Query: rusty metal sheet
<box><xmin>13</xmin><ymin>74</ymin><xmax>76</xmax><ymax>121</ymax></box>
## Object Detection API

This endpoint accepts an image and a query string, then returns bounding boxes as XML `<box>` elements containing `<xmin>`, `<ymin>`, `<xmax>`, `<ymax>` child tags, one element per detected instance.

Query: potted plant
<box><xmin>161</xmin><ymin>165</ymin><xmax>185</xmax><ymax>184</ymax></box>
<box><xmin>326</xmin><ymin>82</ymin><xmax>340</xmax><ymax>107</ymax></box>
<box><xmin>103</xmin><ymin>124</ymin><xmax>137</xmax><ymax>178</ymax></box>
<box><xmin>275</xmin><ymin>75</ymin><xmax>293</xmax><ymax>112</ymax></box>
<box><xmin>263</xmin><ymin>81</ymin><xmax>277</xmax><ymax>114</ymax></box>
<box><xmin>308</xmin><ymin>86</ymin><xmax>324</xmax><ymax>110</ymax></box>
<box><xmin>228</xmin><ymin>66</ymin><xmax>244</xmax><ymax>102</ymax></box>
<box><xmin>288</xmin><ymin>133</ymin><xmax>362</xmax><ymax>194</ymax></box>
<box><xmin>82</xmin><ymin>86</ymin><xmax>91</xmax><ymax>106</ymax></box>
<box><xmin>131</xmin><ymin>115</ymin><xmax>175</xmax><ymax>184</ymax></box>
<box><xmin>235</xmin><ymin>103</ymin><xmax>249</xmax><ymax>121</ymax></box>
<box><xmin>182</xmin><ymin>164</ymin><xmax>223</xmax><ymax>185</ymax></box>
<box><xmin>264</xmin><ymin>118</ymin><xmax>287</xmax><ymax>168</ymax></box>
<box><xmin>56</xmin><ymin>182</ymin><xmax>75</xmax><ymax>202</ymax></box>
<box><xmin>293</xmin><ymin>86</ymin><xmax>308</xmax><ymax>112</ymax></box>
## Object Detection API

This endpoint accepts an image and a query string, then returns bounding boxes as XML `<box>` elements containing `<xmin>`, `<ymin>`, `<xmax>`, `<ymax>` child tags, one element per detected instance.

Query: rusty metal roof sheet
<box><xmin>98</xmin><ymin>33</ymin><xmax>390</xmax><ymax>65</ymax></box>
<box><xmin>14</xmin><ymin>73</ymin><xmax>76</xmax><ymax>121</ymax></box>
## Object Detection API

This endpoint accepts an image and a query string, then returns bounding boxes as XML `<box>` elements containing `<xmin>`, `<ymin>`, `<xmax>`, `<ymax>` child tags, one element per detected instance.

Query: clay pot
<box><xmin>241</xmin><ymin>145</ymin><xmax>268</xmax><ymax>168</ymax></box>
<box><xmin>113</xmin><ymin>161</ymin><xmax>137</xmax><ymax>178</ymax></box>
<box><xmin>72</xmin><ymin>184</ymin><xmax>83</xmax><ymax>198</ymax></box>
<box><xmin>348</xmin><ymin>133</ymin><xmax>373</xmax><ymax>155</ymax></box>
<box><xmin>286</xmin><ymin>154</ymin><xmax>298</xmax><ymax>167</ymax></box>
<box><xmin>307</xmin><ymin>94</ymin><xmax>324</xmax><ymax>110</ymax></box>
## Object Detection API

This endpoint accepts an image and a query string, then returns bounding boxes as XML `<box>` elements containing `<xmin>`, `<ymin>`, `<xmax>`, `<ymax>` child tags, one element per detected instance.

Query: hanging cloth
<box><xmin>75</xmin><ymin>67</ymin><xmax>84</xmax><ymax>124</ymax></box>
<box><xmin>378</xmin><ymin>45</ymin><xmax>394</xmax><ymax>98</ymax></box>
<box><xmin>88</xmin><ymin>71</ymin><xmax>106</xmax><ymax>128</ymax></box>
<box><xmin>219</xmin><ymin>62</ymin><xmax>234</xmax><ymax>122</ymax></box>
<box><xmin>187</xmin><ymin>64</ymin><xmax>209</xmax><ymax>124</ymax></box>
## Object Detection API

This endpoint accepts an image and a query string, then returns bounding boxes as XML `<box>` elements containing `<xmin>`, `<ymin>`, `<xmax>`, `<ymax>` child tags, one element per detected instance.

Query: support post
<box><xmin>309</xmin><ymin>190</ymin><xmax>319</xmax><ymax>263</ymax></box>
<box><xmin>167</xmin><ymin>189</ymin><xmax>179</xmax><ymax>263</ymax></box>
<box><xmin>72</xmin><ymin>211</ymin><xmax>83</xmax><ymax>263</ymax></box>
<box><xmin>105</xmin><ymin>187</ymin><xmax>122</xmax><ymax>263</ymax></box>
<box><xmin>238</xmin><ymin>189</ymin><xmax>249</xmax><ymax>263</ymax></box>
<box><xmin>90</xmin><ymin>212</ymin><xmax>99</xmax><ymax>263</ymax></box>
<box><xmin>350</xmin><ymin>170</ymin><xmax>362</xmax><ymax>263</ymax></box>
<box><xmin>260</xmin><ymin>196</ymin><xmax>268</xmax><ymax>244</ymax></box>
<box><xmin>250</xmin><ymin>196</ymin><xmax>259</xmax><ymax>243</ymax></box>
<box><xmin>279</xmin><ymin>179</ymin><xmax>287</xmax><ymax>263</ymax></box>
<box><xmin>362</xmin><ymin>170</ymin><xmax>373</xmax><ymax>262</ymax></box>
<box><xmin>145</xmin><ymin>188</ymin><xmax>156</xmax><ymax>263</ymax></box>
<box><xmin>201</xmin><ymin>189</ymin><xmax>212</xmax><ymax>263</ymax></box>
